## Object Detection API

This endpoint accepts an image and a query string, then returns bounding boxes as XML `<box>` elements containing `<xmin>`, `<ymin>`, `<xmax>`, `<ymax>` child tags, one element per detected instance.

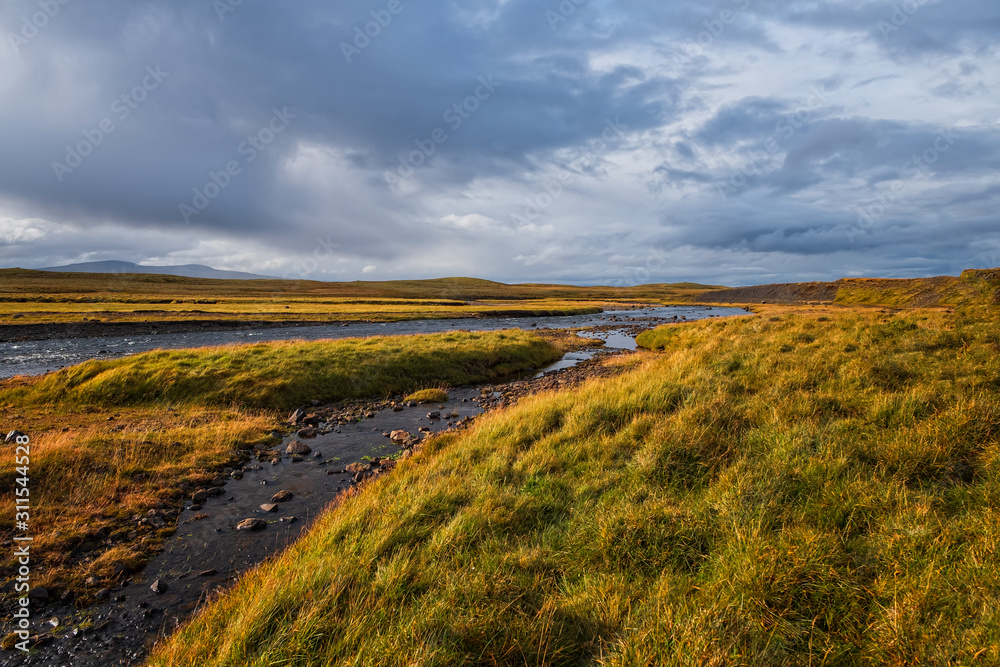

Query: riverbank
<box><xmin>1</xmin><ymin>333</ymin><xmax>634</xmax><ymax>666</ymax></box>
<box><xmin>144</xmin><ymin>301</ymin><xmax>1000</xmax><ymax>666</ymax></box>
<box><xmin>0</xmin><ymin>309</ymin><xmax>611</xmax><ymax>344</ymax></box>
<box><xmin>1</xmin><ymin>306</ymin><xmax>742</xmax><ymax>379</ymax></box>
<box><xmin>0</xmin><ymin>330</ymin><xmax>565</xmax><ymax>627</ymax></box>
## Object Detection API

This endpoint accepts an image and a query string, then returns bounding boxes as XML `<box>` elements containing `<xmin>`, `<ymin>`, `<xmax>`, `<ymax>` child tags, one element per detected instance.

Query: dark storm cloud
<box><xmin>0</xmin><ymin>0</ymin><xmax>998</xmax><ymax>284</ymax></box>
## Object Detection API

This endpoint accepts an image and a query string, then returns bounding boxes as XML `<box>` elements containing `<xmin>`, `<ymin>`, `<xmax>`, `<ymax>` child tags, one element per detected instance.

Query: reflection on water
<box><xmin>0</xmin><ymin>306</ymin><xmax>746</xmax><ymax>378</ymax></box>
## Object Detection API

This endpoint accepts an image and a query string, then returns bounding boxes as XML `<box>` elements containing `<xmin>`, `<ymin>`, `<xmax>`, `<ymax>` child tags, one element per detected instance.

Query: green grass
<box><xmin>0</xmin><ymin>330</ymin><xmax>564</xmax><ymax>599</ymax></box>
<box><xmin>147</xmin><ymin>300</ymin><xmax>1000</xmax><ymax>665</ymax></box>
<box><xmin>404</xmin><ymin>389</ymin><xmax>450</xmax><ymax>404</ymax></box>
<box><xmin>3</xmin><ymin>330</ymin><xmax>563</xmax><ymax>411</ymax></box>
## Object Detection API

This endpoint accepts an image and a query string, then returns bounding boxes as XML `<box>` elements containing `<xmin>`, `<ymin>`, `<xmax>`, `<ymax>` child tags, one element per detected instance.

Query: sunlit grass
<box><xmin>147</xmin><ymin>301</ymin><xmax>1000</xmax><ymax>666</ymax></box>
<box><xmin>403</xmin><ymin>389</ymin><xmax>450</xmax><ymax>404</ymax></box>
<box><xmin>0</xmin><ymin>269</ymin><xmax>725</xmax><ymax>325</ymax></box>
<box><xmin>0</xmin><ymin>330</ymin><xmax>564</xmax><ymax>600</ymax></box>
<box><xmin>3</xmin><ymin>330</ymin><xmax>563</xmax><ymax>410</ymax></box>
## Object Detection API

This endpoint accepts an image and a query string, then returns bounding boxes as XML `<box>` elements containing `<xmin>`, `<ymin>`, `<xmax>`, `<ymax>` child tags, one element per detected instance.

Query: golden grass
<box><xmin>0</xmin><ymin>269</ymin><xmax>726</xmax><ymax>325</ymax></box>
<box><xmin>0</xmin><ymin>406</ymin><xmax>276</xmax><ymax>597</ymax></box>
<box><xmin>146</xmin><ymin>303</ymin><xmax>1000</xmax><ymax>666</ymax></box>
<box><xmin>0</xmin><ymin>330</ymin><xmax>565</xmax><ymax>600</ymax></box>
<box><xmin>3</xmin><ymin>330</ymin><xmax>563</xmax><ymax>410</ymax></box>
<box><xmin>403</xmin><ymin>389</ymin><xmax>450</xmax><ymax>404</ymax></box>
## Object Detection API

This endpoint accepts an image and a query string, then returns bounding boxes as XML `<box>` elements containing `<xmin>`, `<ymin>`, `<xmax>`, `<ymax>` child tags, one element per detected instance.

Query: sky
<box><xmin>1</xmin><ymin>0</ymin><xmax>998</xmax><ymax>287</ymax></box>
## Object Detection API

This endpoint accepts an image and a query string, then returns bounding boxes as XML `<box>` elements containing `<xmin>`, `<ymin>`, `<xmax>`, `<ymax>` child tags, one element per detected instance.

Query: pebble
<box><xmin>236</xmin><ymin>518</ymin><xmax>267</xmax><ymax>531</ymax></box>
<box><xmin>286</xmin><ymin>440</ymin><xmax>312</xmax><ymax>455</ymax></box>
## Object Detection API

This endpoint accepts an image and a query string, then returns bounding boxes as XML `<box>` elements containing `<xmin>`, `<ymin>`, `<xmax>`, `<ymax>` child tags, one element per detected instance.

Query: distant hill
<box><xmin>37</xmin><ymin>261</ymin><xmax>277</xmax><ymax>281</ymax></box>
<box><xmin>694</xmin><ymin>269</ymin><xmax>1000</xmax><ymax>309</ymax></box>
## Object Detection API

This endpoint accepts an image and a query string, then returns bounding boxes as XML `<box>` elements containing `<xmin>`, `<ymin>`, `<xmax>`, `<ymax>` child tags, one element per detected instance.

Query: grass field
<box><xmin>0</xmin><ymin>330</ymin><xmax>564</xmax><ymax>600</ymax></box>
<box><xmin>144</xmin><ymin>276</ymin><xmax>1000</xmax><ymax>665</ymax></box>
<box><xmin>0</xmin><ymin>270</ymin><xmax>724</xmax><ymax>325</ymax></box>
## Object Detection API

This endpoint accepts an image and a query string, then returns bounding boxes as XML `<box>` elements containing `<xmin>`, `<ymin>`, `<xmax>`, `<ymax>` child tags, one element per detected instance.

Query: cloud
<box><xmin>0</xmin><ymin>0</ymin><xmax>997</xmax><ymax>286</ymax></box>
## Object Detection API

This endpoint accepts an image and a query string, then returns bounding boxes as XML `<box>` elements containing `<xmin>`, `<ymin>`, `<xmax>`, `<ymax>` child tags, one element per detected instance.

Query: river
<box><xmin>0</xmin><ymin>306</ymin><xmax>744</xmax><ymax>378</ymax></box>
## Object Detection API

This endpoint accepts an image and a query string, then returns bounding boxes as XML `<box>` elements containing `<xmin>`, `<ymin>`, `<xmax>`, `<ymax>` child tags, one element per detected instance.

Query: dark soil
<box><xmin>695</xmin><ymin>281</ymin><xmax>839</xmax><ymax>305</ymax></box>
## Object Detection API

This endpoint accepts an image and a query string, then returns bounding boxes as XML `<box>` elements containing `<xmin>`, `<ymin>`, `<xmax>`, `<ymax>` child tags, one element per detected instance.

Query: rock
<box><xmin>344</xmin><ymin>462</ymin><xmax>371</xmax><ymax>475</ymax></box>
<box><xmin>236</xmin><ymin>518</ymin><xmax>267</xmax><ymax>531</ymax></box>
<box><xmin>287</xmin><ymin>408</ymin><xmax>306</xmax><ymax>425</ymax></box>
<box><xmin>231</xmin><ymin>470</ymin><xmax>244</xmax><ymax>480</ymax></box>
<box><xmin>198</xmin><ymin>569</ymin><xmax>217</xmax><ymax>577</ymax></box>
<box><xmin>427</xmin><ymin>411</ymin><xmax>441</xmax><ymax>420</ymax></box>
<box><xmin>260</xmin><ymin>503</ymin><xmax>279</xmax><ymax>513</ymax></box>
<box><xmin>207</xmin><ymin>487</ymin><xmax>225</xmax><ymax>497</ymax></box>
<box><xmin>4</xmin><ymin>430</ymin><xmax>25</xmax><ymax>444</ymax></box>
<box><xmin>150</xmin><ymin>579</ymin><xmax>167</xmax><ymax>595</ymax></box>
<box><xmin>392</xmin><ymin>405</ymin><xmax>404</xmax><ymax>412</ymax></box>
<box><xmin>24</xmin><ymin>587</ymin><xmax>49</xmax><ymax>602</ymax></box>
<box><xmin>85</xmin><ymin>576</ymin><xmax>99</xmax><ymax>587</ymax></box>
<box><xmin>419</xmin><ymin>426</ymin><xmax>431</xmax><ymax>433</ymax></box>
<box><xmin>270</xmin><ymin>490</ymin><xmax>293</xmax><ymax>503</ymax></box>
<box><xmin>365</xmin><ymin>412</ymin><xmax>376</xmax><ymax>419</ymax></box>
<box><xmin>286</xmin><ymin>440</ymin><xmax>312</xmax><ymax>455</ymax></box>
<box><xmin>94</xmin><ymin>588</ymin><xmax>110</xmax><ymax>601</ymax></box>
<box><xmin>296</xmin><ymin>427</ymin><xmax>318</xmax><ymax>439</ymax></box>
<box><xmin>280</xmin><ymin>516</ymin><xmax>296</xmax><ymax>523</ymax></box>
<box><xmin>389</xmin><ymin>430</ymin><xmax>411</xmax><ymax>443</ymax></box>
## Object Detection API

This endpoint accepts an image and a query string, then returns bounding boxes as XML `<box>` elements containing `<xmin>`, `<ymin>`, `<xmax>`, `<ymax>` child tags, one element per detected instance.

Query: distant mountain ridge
<box><xmin>37</xmin><ymin>260</ymin><xmax>277</xmax><ymax>280</ymax></box>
